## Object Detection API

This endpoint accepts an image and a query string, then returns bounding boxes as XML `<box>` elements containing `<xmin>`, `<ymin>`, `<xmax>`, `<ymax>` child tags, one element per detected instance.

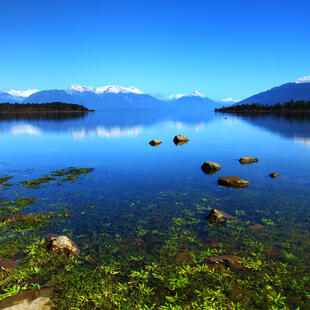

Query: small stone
<box><xmin>205</xmin><ymin>255</ymin><xmax>244</xmax><ymax>270</ymax></box>
<box><xmin>269</xmin><ymin>172</ymin><xmax>280</xmax><ymax>178</ymax></box>
<box><xmin>265</xmin><ymin>248</ymin><xmax>285</xmax><ymax>257</ymax></box>
<box><xmin>238</xmin><ymin>157</ymin><xmax>259</xmax><ymax>164</ymax></box>
<box><xmin>209</xmin><ymin>241</ymin><xmax>223</xmax><ymax>248</ymax></box>
<box><xmin>45</xmin><ymin>235</ymin><xmax>80</xmax><ymax>257</ymax></box>
<box><xmin>248</xmin><ymin>223</ymin><xmax>265</xmax><ymax>230</ymax></box>
<box><xmin>0</xmin><ymin>257</ymin><xmax>19</xmax><ymax>273</ymax></box>
<box><xmin>149</xmin><ymin>139</ymin><xmax>162</xmax><ymax>146</ymax></box>
<box><xmin>3</xmin><ymin>214</ymin><xmax>33</xmax><ymax>224</ymax></box>
<box><xmin>174</xmin><ymin>252</ymin><xmax>192</xmax><ymax>264</ymax></box>
<box><xmin>173</xmin><ymin>135</ymin><xmax>189</xmax><ymax>145</ymax></box>
<box><xmin>218</xmin><ymin>176</ymin><xmax>249</xmax><ymax>188</ymax></box>
<box><xmin>201</xmin><ymin>161</ymin><xmax>221</xmax><ymax>174</ymax></box>
<box><xmin>206</xmin><ymin>209</ymin><xmax>238</xmax><ymax>226</ymax></box>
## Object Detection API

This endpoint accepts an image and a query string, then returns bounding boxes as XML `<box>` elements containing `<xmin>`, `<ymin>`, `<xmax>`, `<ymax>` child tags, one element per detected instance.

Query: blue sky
<box><xmin>0</xmin><ymin>0</ymin><xmax>309</xmax><ymax>100</ymax></box>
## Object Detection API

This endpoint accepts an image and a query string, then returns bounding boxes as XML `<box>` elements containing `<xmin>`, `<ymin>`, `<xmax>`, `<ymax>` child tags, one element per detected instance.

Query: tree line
<box><xmin>0</xmin><ymin>102</ymin><xmax>92</xmax><ymax>112</ymax></box>
<box><xmin>215</xmin><ymin>100</ymin><xmax>310</xmax><ymax>113</ymax></box>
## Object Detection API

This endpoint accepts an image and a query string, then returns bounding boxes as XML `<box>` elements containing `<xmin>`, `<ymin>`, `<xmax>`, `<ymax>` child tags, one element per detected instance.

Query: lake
<box><xmin>1</xmin><ymin>107</ymin><xmax>310</xmax><ymax>309</ymax></box>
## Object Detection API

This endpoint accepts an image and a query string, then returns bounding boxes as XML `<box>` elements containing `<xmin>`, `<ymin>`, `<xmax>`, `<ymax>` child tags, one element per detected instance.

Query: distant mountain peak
<box><xmin>191</xmin><ymin>91</ymin><xmax>205</xmax><ymax>98</ymax></box>
<box><xmin>8</xmin><ymin>89</ymin><xmax>40</xmax><ymax>98</ymax></box>
<box><xmin>295</xmin><ymin>76</ymin><xmax>310</xmax><ymax>84</ymax></box>
<box><xmin>68</xmin><ymin>85</ymin><xmax>143</xmax><ymax>95</ymax></box>
<box><xmin>164</xmin><ymin>90</ymin><xmax>206</xmax><ymax>101</ymax></box>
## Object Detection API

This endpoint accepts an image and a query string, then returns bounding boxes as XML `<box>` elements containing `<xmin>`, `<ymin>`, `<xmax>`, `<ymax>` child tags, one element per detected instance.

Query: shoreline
<box><xmin>0</xmin><ymin>110</ymin><xmax>95</xmax><ymax>113</ymax></box>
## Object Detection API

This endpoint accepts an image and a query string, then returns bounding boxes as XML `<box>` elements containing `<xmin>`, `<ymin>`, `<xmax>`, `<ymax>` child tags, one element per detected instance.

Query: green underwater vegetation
<box><xmin>0</xmin><ymin>167</ymin><xmax>309</xmax><ymax>309</ymax></box>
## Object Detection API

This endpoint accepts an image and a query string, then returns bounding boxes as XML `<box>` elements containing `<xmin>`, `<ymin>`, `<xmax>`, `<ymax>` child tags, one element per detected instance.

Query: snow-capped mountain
<box><xmin>8</xmin><ymin>89</ymin><xmax>39</xmax><ymax>98</ymax></box>
<box><xmin>237</xmin><ymin>76</ymin><xmax>310</xmax><ymax>106</ymax></box>
<box><xmin>66</xmin><ymin>85</ymin><xmax>143</xmax><ymax>95</ymax></box>
<box><xmin>164</xmin><ymin>91</ymin><xmax>206</xmax><ymax>101</ymax></box>
<box><xmin>22</xmin><ymin>85</ymin><xmax>160</xmax><ymax>110</ymax></box>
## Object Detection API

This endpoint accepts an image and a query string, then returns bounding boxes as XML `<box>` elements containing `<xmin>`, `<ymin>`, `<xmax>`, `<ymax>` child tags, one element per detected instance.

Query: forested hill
<box><xmin>215</xmin><ymin>100</ymin><xmax>310</xmax><ymax>113</ymax></box>
<box><xmin>0</xmin><ymin>102</ymin><xmax>93</xmax><ymax>112</ymax></box>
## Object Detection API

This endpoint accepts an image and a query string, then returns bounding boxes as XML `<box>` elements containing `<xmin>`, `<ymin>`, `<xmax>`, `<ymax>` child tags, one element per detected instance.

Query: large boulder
<box><xmin>173</xmin><ymin>135</ymin><xmax>189</xmax><ymax>145</ymax></box>
<box><xmin>218</xmin><ymin>176</ymin><xmax>249</xmax><ymax>188</ymax></box>
<box><xmin>0</xmin><ymin>288</ymin><xmax>54</xmax><ymax>310</ymax></box>
<box><xmin>45</xmin><ymin>235</ymin><xmax>80</xmax><ymax>257</ymax></box>
<box><xmin>238</xmin><ymin>157</ymin><xmax>259</xmax><ymax>164</ymax></box>
<box><xmin>201</xmin><ymin>161</ymin><xmax>221</xmax><ymax>174</ymax></box>
<box><xmin>206</xmin><ymin>209</ymin><xmax>238</xmax><ymax>225</ymax></box>
<box><xmin>149</xmin><ymin>139</ymin><xmax>162</xmax><ymax>146</ymax></box>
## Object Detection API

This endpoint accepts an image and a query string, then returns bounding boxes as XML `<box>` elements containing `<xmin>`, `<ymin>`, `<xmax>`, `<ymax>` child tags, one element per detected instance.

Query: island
<box><xmin>215</xmin><ymin>100</ymin><xmax>310</xmax><ymax>113</ymax></box>
<box><xmin>0</xmin><ymin>102</ymin><xmax>94</xmax><ymax>113</ymax></box>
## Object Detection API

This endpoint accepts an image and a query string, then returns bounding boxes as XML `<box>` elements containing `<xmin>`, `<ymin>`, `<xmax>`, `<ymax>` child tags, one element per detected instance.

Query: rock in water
<box><xmin>149</xmin><ymin>139</ymin><xmax>162</xmax><ymax>146</ymax></box>
<box><xmin>173</xmin><ymin>135</ymin><xmax>189</xmax><ymax>145</ymax></box>
<box><xmin>269</xmin><ymin>172</ymin><xmax>280</xmax><ymax>178</ymax></box>
<box><xmin>201</xmin><ymin>161</ymin><xmax>221</xmax><ymax>174</ymax></box>
<box><xmin>205</xmin><ymin>255</ymin><xmax>244</xmax><ymax>270</ymax></box>
<box><xmin>206</xmin><ymin>209</ymin><xmax>238</xmax><ymax>225</ymax></box>
<box><xmin>174</xmin><ymin>252</ymin><xmax>192</xmax><ymax>264</ymax></box>
<box><xmin>238</xmin><ymin>157</ymin><xmax>259</xmax><ymax>164</ymax></box>
<box><xmin>45</xmin><ymin>235</ymin><xmax>80</xmax><ymax>257</ymax></box>
<box><xmin>218</xmin><ymin>176</ymin><xmax>249</xmax><ymax>188</ymax></box>
<box><xmin>0</xmin><ymin>288</ymin><xmax>54</xmax><ymax>310</ymax></box>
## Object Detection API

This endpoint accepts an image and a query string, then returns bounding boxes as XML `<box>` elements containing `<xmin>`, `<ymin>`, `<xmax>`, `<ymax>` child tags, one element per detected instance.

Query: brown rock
<box><xmin>3</xmin><ymin>214</ymin><xmax>33</xmax><ymax>224</ymax></box>
<box><xmin>206</xmin><ymin>209</ymin><xmax>238</xmax><ymax>226</ymax></box>
<box><xmin>0</xmin><ymin>287</ymin><xmax>54</xmax><ymax>309</ymax></box>
<box><xmin>45</xmin><ymin>235</ymin><xmax>80</xmax><ymax>257</ymax></box>
<box><xmin>149</xmin><ymin>139</ymin><xmax>162</xmax><ymax>146</ymax></box>
<box><xmin>174</xmin><ymin>252</ymin><xmax>192</xmax><ymax>264</ymax></box>
<box><xmin>265</xmin><ymin>247</ymin><xmax>285</xmax><ymax>257</ymax></box>
<box><xmin>173</xmin><ymin>135</ymin><xmax>189</xmax><ymax>145</ymax></box>
<box><xmin>238</xmin><ymin>157</ymin><xmax>259</xmax><ymax>164</ymax></box>
<box><xmin>0</xmin><ymin>257</ymin><xmax>19</xmax><ymax>273</ymax></box>
<box><xmin>205</xmin><ymin>255</ymin><xmax>244</xmax><ymax>270</ymax></box>
<box><xmin>201</xmin><ymin>161</ymin><xmax>221</xmax><ymax>174</ymax></box>
<box><xmin>209</xmin><ymin>241</ymin><xmax>223</xmax><ymax>248</ymax></box>
<box><xmin>248</xmin><ymin>223</ymin><xmax>265</xmax><ymax>230</ymax></box>
<box><xmin>218</xmin><ymin>176</ymin><xmax>249</xmax><ymax>188</ymax></box>
<box><xmin>269</xmin><ymin>172</ymin><xmax>280</xmax><ymax>178</ymax></box>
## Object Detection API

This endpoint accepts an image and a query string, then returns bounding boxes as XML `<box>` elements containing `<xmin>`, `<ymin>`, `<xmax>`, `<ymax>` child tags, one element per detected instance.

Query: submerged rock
<box><xmin>265</xmin><ymin>247</ymin><xmax>285</xmax><ymax>257</ymax></box>
<box><xmin>201</xmin><ymin>161</ymin><xmax>221</xmax><ymax>174</ymax></box>
<box><xmin>248</xmin><ymin>223</ymin><xmax>265</xmax><ymax>230</ymax></box>
<box><xmin>218</xmin><ymin>176</ymin><xmax>249</xmax><ymax>188</ymax></box>
<box><xmin>174</xmin><ymin>252</ymin><xmax>192</xmax><ymax>264</ymax></box>
<box><xmin>0</xmin><ymin>257</ymin><xmax>19</xmax><ymax>273</ymax></box>
<box><xmin>173</xmin><ymin>135</ymin><xmax>189</xmax><ymax>145</ymax></box>
<box><xmin>238</xmin><ymin>157</ymin><xmax>259</xmax><ymax>164</ymax></box>
<box><xmin>149</xmin><ymin>139</ymin><xmax>162</xmax><ymax>146</ymax></box>
<box><xmin>45</xmin><ymin>235</ymin><xmax>80</xmax><ymax>257</ymax></box>
<box><xmin>205</xmin><ymin>255</ymin><xmax>244</xmax><ymax>270</ymax></box>
<box><xmin>269</xmin><ymin>172</ymin><xmax>280</xmax><ymax>178</ymax></box>
<box><xmin>206</xmin><ymin>209</ymin><xmax>238</xmax><ymax>225</ymax></box>
<box><xmin>0</xmin><ymin>287</ymin><xmax>54</xmax><ymax>310</ymax></box>
<box><xmin>3</xmin><ymin>214</ymin><xmax>33</xmax><ymax>225</ymax></box>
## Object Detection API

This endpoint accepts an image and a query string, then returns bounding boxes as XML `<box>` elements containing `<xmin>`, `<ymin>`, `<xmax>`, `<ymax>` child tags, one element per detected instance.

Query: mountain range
<box><xmin>0</xmin><ymin>76</ymin><xmax>309</xmax><ymax>109</ymax></box>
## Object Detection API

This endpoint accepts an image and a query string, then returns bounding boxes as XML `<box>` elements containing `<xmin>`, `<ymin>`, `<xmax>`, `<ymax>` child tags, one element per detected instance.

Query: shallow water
<box><xmin>1</xmin><ymin>108</ymin><xmax>310</xmax><ymax>308</ymax></box>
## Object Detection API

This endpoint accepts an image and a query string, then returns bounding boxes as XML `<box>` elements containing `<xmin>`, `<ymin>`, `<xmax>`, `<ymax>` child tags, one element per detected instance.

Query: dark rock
<box><xmin>206</xmin><ymin>209</ymin><xmax>238</xmax><ymax>226</ymax></box>
<box><xmin>174</xmin><ymin>252</ymin><xmax>192</xmax><ymax>264</ymax></box>
<box><xmin>238</xmin><ymin>157</ymin><xmax>259</xmax><ymax>164</ymax></box>
<box><xmin>201</xmin><ymin>161</ymin><xmax>221</xmax><ymax>174</ymax></box>
<box><xmin>173</xmin><ymin>135</ymin><xmax>189</xmax><ymax>145</ymax></box>
<box><xmin>218</xmin><ymin>176</ymin><xmax>249</xmax><ymax>188</ymax></box>
<box><xmin>269</xmin><ymin>172</ymin><xmax>280</xmax><ymax>178</ymax></box>
<box><xmin>205</xmin><ymin>255</ymin><xmax>244</xmax><ymax>270</ymax></box>
<box><xmin>45</xmin><ymin>235</ymin><xmax>80</xmax><ymax>257</ymax></box>
<box><xmin>149</xmin><ymin>139</ymin><xmax>162</xmax><ymax>146</ymax></box>
<box><xmin>0</xmin><ymin>287</ymin><xmax>54</xmax><ymax>309</ymax></box>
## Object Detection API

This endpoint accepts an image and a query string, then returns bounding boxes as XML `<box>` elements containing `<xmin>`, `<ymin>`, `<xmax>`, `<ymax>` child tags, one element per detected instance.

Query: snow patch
<box><xmin>295</xmin><ymin>76</ymin><xmax>310</xmax><ymax>84</ymax></box>
<box><xmin>68</xmin><ymin>85</ymin><xmax>143</xmax><ymax>95</ymax></box>
<box><xmin>8</xmin><ymin>89</ymin><xmax>39</xmax><ymax>98</ymax></box>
